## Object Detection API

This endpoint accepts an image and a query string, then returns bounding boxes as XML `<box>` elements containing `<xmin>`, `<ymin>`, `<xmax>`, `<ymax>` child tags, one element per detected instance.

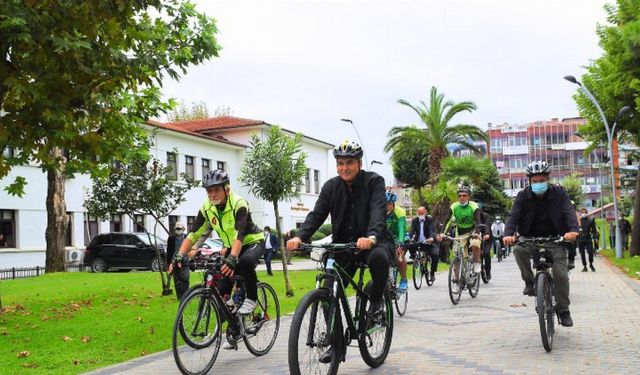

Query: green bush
<box><xmin>310</xmin><ymin>231</ymin><xmax>326</xmax><ymax>241</ymax></box>
<box><xmin>318</xmin><ymin>223</ymin><xmax>332</xmax><ymax>236</ymax></box>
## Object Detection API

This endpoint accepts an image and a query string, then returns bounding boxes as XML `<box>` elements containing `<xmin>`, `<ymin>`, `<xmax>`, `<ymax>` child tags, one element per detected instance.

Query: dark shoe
<box><xmin>368</xmin><ymin>300</ymin><xmax>384</xmax><ymax>316</ymax></box>
<box><xmin>287</xmin><ymin>262</ymin><xmax>293</xmax><ymax>265</ymax></box>
<box><xmin>590</xmin><ymin>264</ymin><xmax>596</xmax><ymax>272</ymax></box>
<box><xmin>568</xmin><ymin>261</ymin><xmax>575</xmax><ymax>270</ymax></box>
<box><xmin>559</xmin><ymin>310</ymin><xmax>573</xmax><ymax>327</ymax></box>
<box><xmin>318</xmin><ymin>347</ymin><xmax>333</xmax><ymax>364</ymax></box>
<box><xmin>430</xmin><ymin>271</ymin><xmax>436</xmax><ymax>281</ymax></box>
<box><xmin>486</xmin><ymin>271</ymin><xmax>491</xmax><ymax>281</ymax></box>
<box><xmin>523</xmin><ymin>283</ymin><xmax>535</xmax><ymax>296</ymax></box>
<box><xmin>581</xmin><ymin>266</ymin><xmax>588</xmax><ymax>272</ymax></box>
<box><xmin>267</xmin><ymin>272</ymin><xmax>274</xmax><ymax>276</ymax></box>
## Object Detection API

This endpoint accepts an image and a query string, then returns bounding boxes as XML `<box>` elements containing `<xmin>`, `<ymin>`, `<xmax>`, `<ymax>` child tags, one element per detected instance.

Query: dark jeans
<box><xmin>567</xmin><ymin>242</ymin><xmax>576</xmax><ymax>263</ymax></box>
<box><xmin>218</xmin><ymin>242</ymin><xmax>266</xmax><ymax>300</ymax></box>
<box><xmin>173</xmin><ymin>265</ymin><xmax>190</xmax><ymax>300</ymax></box>
<box><xmin>407</xmin><ymin>242</ymin><xmax>438</xmax><ymax>274</ymax></box>
<box><xmin>482</xmin><ymin>239</ymin><xmax>492</xmax><ymax>274</ymax></box>
<box><xmin>439</xmin><ymin>239</ymin><xmax>451</xmax><ymax>263</ymax></box>
<box><xmin>578</xmin><ymin>240</ymin><xmax>594</xmax><ymax>266</ymax></box>
<box><xmin>333</xmin><ymin>243</ymin><xmax>393</xmax><ymax>303</ymax></box>
<box><xmin>264</xmin><ymin>248</ymin><xmax>274</xmax><ymax>274</ymax></box>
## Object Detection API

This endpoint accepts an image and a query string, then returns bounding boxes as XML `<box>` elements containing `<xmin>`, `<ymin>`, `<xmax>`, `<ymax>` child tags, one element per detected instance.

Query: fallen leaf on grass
<box><xmin>22</xmin><ymin>363</ymin><xmax>38</xmax><ymax>368</ymax></box>
<box><xmin>72</xmin><ymin>360</ymin><xmax>80</xmax><ymax>365</ymax></box>
<box><xmin>140</xmin><ymin>350</ymin><xmax>149</xmax><ymax>356</ymax></box>
<box><xmin>18</xmin><ymin>351</ymin><xmax>30</xmax><ymax>358</ymax></box>
<box><xmin>147</xmin><ymin>294</ymin><xmax>154</xmax><ymax>299</ymax></box>
<box><xmin>81</xmin><ymin>336</ymin><xmax>91</xmax><ymax>343</ymax></box>
<box><xmin>135</xmin><ymin>316</ymin><xmax>143</xmax><ymax>323</ymax></box>
<box><xmin>148</xmin><ymin>327</ymin><xmax>155</xmax><ymax>335</ymax></box>
<box><xmin>509</xmin><ymin>303</ymin><xmax>527</xmax><ymax>308</ymax></box>
<box><xmin>63</xmin><ymin>336</ymin><xmax>72</xmax><ymax>341</ymax></box>
<box><xmin>41</xmin><ymin>315</ymin><xmax>50</xmax><ymax>321</ymax></box>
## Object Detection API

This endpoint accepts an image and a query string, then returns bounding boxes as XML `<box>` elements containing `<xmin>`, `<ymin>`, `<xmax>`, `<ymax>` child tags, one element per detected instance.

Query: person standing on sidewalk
<box><xmin>578</xmin><ymin>208</ymin><xmax>598</xmax><ymax>272</ymax></box>
<box><xmin>166</xmin><ymin>222</ymin><xmax>189</xmax><ymax>299</ymax></box>
<box><xmin>263</xmin><ymin>226</ymin><xmax>278</xmax><ymax>275</ymax></box>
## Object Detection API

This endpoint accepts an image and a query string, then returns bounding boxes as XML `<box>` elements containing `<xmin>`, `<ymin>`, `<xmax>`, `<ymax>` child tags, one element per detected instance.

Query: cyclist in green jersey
<box><xmin>385</xmin><ymin>189</ymin><xmax>408</xmax><ymax>292</ymax></box>
<box><xmin>438</xmin><ymin>182</ymin><xmax>483</xmax><ymax>274</ymax></box>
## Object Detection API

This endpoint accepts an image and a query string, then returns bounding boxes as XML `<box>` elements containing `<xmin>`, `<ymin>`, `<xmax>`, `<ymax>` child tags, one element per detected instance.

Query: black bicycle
<box><xmin>406</xmin><ymin>241</ymin><xmax>434</xmax><ymax>289</ymax></box>
<box><xmin>494</xmin><ymin>237</ymin><xmax>505</xmax><ymax>262</ymax></box>
<box><xmin>518</xmin><ymin>236</ymin><xmax>566</xmax><ymax>352</ymax></box>
<box><xmin>445</xmin><ymin>226</ymin><xmax>484</xmax><ymax>305</ymax></box>
<box><xmin>289</xmin><ymin>243</ymin><xmax>393</xmax><ymax>375</ymax></box>
<box><xmin>172</xmin><ymin>251</ymin><xmax>280</xmax><ymax>375</ymax></box>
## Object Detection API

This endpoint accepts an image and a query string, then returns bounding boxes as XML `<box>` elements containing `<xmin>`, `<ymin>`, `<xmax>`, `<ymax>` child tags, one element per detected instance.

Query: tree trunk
<box><xmin>429</xmin><ymin>146</ymin><xmax>450</xmax><ymax>227</ymax></box>
<box><xmin>274</xmin><ymin>201</ymin><xmax>293</xmax><ymax>297</ymax></box>
<box><xmin>45</xmin><ymin>148</ymin><xmax>68</xmax><ymax>273</ymax></box>
<box><xmin>132</xmin><ymin>214</ymin><xmax>171</xmax><ymax>294</ymax></box>
<box><xmin>630</xmin><ymin>170</ymin><xmax>640</xmax><ymax>256</ymax></box>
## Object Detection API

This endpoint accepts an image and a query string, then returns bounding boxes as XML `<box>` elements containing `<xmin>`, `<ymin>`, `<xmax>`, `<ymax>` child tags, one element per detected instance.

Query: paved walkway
<box><xmin>89</xmin><ymin>254</ymin><xmax>640</xmax><ymax>374</ymax></box>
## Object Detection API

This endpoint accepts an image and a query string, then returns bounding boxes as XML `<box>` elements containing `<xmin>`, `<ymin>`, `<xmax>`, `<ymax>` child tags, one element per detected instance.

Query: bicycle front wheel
<box><xmin>469</xmin><ymin>271</ymin><xmax>480</xmax><ymax>298</ymax></box>
<box><xmin>448</xmin><ymin>257</ymin><xmax>463</xmax><ymax>305</ymax></box>
<box><xmin>537</xmin><ymin>273</ymin><xmax>554</xmax><ymax>352</ymax></box>
<box><xmin>424</xmin><ymin>257</ymin><xmax>434</xmax><ymax>286</ymax></box>
<box><xmin>358</xmin><ymin>283</ymin><xmax>393</xmax><ymax>368</ymax></box>
<box><xmin>172</xmin><ymin>288</ymin><xmax>222</xmax><ymax>375</ymax></box>
<box><xmin>412</xmin><ymin>256</ymin><xmax>423</xmax><ymax>290</ymax></box>
<box><xmin>288</xmin><ymin>288</ymin><xmax>341</xmax><ymax>375</ymax></box>
<box><xmin>394</xmin><ymin>272</ymin><xmax>408</xmax><ymax>317</ymax></box>
<box><xmin>244</xmin><ymin>282</ymin><xmax>280</xmax><ymax>356</ymax></box>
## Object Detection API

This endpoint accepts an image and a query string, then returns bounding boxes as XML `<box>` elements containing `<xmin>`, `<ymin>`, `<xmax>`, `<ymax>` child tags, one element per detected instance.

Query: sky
<box><xmin>158</xmin><ymin>0</ymin><xmax>610</xmax><ymax>183</ymax></box>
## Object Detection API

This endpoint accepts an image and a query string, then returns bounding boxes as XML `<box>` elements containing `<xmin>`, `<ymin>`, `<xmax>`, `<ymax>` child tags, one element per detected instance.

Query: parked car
<box><xmin>84</xmin><ymin>232</ymin><xmax>167</xmax><ymax>273</ymax></box>
<box><xmin>196</xmin><ymin>238</ymin><xmax>224</xmax><ymax>257</ymax></box>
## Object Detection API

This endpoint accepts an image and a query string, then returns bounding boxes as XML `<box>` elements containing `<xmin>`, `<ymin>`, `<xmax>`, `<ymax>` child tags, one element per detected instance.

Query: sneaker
<box><xmin>486</xmin><ymin>271</ymin><xmax>491</xmax><ymax>281</ymax></box>
<box><xmin>590</xmin><ymin>264</ymin><xmax>596</xmax><ymax>272</ymax></box>
<box><xmin>368</xmin><ymin>300</ymin><xmax>384</xmax><ymax>316</ymax></box>
<box><xmin>582</xmin><ymin>266</ymin><xmax>588</xmax><ymax>272</ymax></box>
<box><xmin>318</xmin><ymin>347</ymin><xmax>333</xmax><ymax>364</ymax></box>
<box><xmin>225</xmin><ymin>296</ymin><xmax>235</xmax><ymax>308</ymax></box>
<box><xmin>473</xmin><ymin>262</ymin><xmax>481</xmax><ymax>273</ymax></box>
<box><xmin>237</xmin><ymin>298</ymin><xmax>257</xmax><ymax>315</ymax></box>
<box><xmin>568</xmin><ymin>261</ymin><xmax>575</xmax><ymax>270</ymax></box>
<box><xmin>398</xmin><ymin>279</ymin><xmax>408</xmax><ymax>293</ymax></box>
<box><xmin>558</xmin><ymin>310</ymin><xmax>573</xmax><ymax>327</ymax></box>
<box><xmin>430</xmin><ymin>271</ymin><xmax>436</xmax><ymax>281</ymax></box>
<box><xmin>222</xmin><ymin>339</ymin><xmax>237</xmax><ymax>350</ymax></box>
<box><xmin>523</xmin><ymin>283</ymin><xmax>535</xmax><ymax>296</ymax></box>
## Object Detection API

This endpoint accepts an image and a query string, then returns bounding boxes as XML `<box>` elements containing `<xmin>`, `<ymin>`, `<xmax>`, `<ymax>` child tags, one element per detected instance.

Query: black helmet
<box><xmin>203</xmin><ymin>169</ymin><xmax>229</xmax><ymax>188</ymax></box>
<box><xmin>526</xmin><ymin>160</ymin><xmax>551</xmax><ymax>177</ymax></box>
<box><xmin>333</xmin><ymin>140</ymin><xmax>363</xmax><ymax>159</ymax></box>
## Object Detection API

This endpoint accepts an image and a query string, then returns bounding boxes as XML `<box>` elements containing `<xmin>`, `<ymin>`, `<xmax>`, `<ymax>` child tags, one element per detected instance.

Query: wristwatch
<box><xmin>367</xmin><ymin>235</ymin><xmax>377</xmax><ymax>246</ymax></box>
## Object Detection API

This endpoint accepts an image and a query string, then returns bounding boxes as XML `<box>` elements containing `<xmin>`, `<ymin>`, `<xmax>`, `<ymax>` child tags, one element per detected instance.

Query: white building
<box><xmin>0</xmin><ymin>116</ymin><xmax>334</xmax><ymax>268</ymax></box>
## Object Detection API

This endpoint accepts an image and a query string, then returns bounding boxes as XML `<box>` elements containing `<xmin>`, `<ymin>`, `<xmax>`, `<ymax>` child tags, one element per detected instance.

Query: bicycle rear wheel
<box><xmin>448</xmin><ymin>257</ymin><xmax>463</xmax><ymax>305</ymax></box>
<box><xmin>394</xmin><ymin>271</ymin><xmax>408</xmax><ymax>317</ymax></box>
<box><xmin>480</xmin><ymin>260</ymin><xmax>489</xmax><ymax>284</ymax></box>
<box><xmin>496</xmin><ymin>243</ymin><xmax>502</xmax><ymax>262</ymax></box>
<box><xmin>172</xmin><ymin>288</ymin><xmax>222</xmax><ymax>375</ymax></box>
<box><xmin>244</xmin><ymin>282</ymin><xmax>280</xmax><ymax>356</ymax></box>
<box><xmin>424</xmin><ymin>257</ymin><xmax>434</xmax><ymax>286</ymax></box>
<box><xmin>412</xmin><ymin>255</ymin><xmax>423</xmax><ymax>290</ymax></box>
<box><xmin>358</xmin><ymin>284</ymin><xmax>393</xmax><ymax>368</ymax></box>
<box><xmin>469</xmin><ymin>271</ymin><xmax>480</xmax><ymax>298</ymax></box>
<box><xmin>536</xmin><ymin>273</ymin><xmax>554</xmax><ymax>352</ymax></box>
<box><xmin>288</xmin><ymin>288</ymin><xmax>341</xmax><ymax>375</ymax></box>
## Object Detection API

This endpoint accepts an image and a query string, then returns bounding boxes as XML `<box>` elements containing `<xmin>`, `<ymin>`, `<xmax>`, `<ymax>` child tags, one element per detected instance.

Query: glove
<box><xmin>223</xmin><ymin>255</ymin><xmax>239</xmax><ymax>270</ymax></box>
<box><xmin>173</xmin><ymin>253</ymin><xmax>186</xmax><ymax>265</ymax></box>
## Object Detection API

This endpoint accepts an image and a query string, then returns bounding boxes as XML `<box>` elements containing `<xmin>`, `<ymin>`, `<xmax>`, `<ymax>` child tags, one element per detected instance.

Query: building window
<box><xmin>65</xmin><ymin>212</ymin><xmax>73</xmax><ymax>247</ymax></box>
<box><xmin>314</xmin><ymin>170</ymin><xmax>320</xmax><ymax>194</ymax></box>
<box><xmin>84</xmin><ymin>214</ymin><xmax>99</xmax><ymax>245</ymax></box>
<box><xmin>185</xmin><ymin>155</ymin><xmax>194</xmax><ymax>179</ymax></box>
<box><xmin>169</xmin><ymin>215</ymin><xmax>179</xmax><ymax>233</ymax></box>
<box><xmin>167</xmin><ymin>152</ymin><xmax>177</xmax><ymax>179</ymax></box>
<box><xmin>0</xmin><ymin>209</ymin><xmax>16</xmax><ymax>248</ymax></box>
<box><xmin>134</xmin><ymin>214</ymin><xmax>145</xmax><ymax>233</ymax></box>
<box><xmin>202</xmin><ymin>158</ymin><xmax>211</xmax><ymax>177</ymax></box>
<box><xmin>305</xmin><ymin>169</ymin><xmax>311</xmax><ymax>193</ymax></box>
<box><xmin>187</xmin><ymin>216</ymin><xmax>195</xmax><ymax>232</ymax></box>
<box><xmin>216</xmin><ymin>161</ymin><xmax>226</xmax><ymax>171</ymax></box>
<box><xmin>110</xmin><ymin>214</ymin><xmax>122</xmax><ymax>232</ymax></box>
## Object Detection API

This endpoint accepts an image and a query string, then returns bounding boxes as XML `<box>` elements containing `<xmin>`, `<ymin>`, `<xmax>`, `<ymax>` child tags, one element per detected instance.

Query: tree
<box><xmin>167</xmin><ymin>100</ymin><xmax>210</xmax><ymax>122</ymax></box>
<box><xmin>561</xmin><ymin>173</ymin><xmax>586</xmax><ymax>207</ymax></box>
<box><xmin>385</xmin><ymin>87</ymin><xmax>488</xmax><ymax>224</ymax></box>
<box><xmin>571</xmin><ymin>0</ymin><xmax>640</xmax><ymax>255</ymax></box>
<box><xmin>440</xmin><ymin>156</ymin><xmax>511</xmax><ymax>217</ymax></box>
<box><xmin>386</xmin><ymin>137</ymin><xmax>430</xmax><ymax>206</ymax></box>
<box><xmin>84</xmin><ymin>153</ymin><xmax>199</xmax><ymax>293</ymax></box>
<box><xmin>0</xmin><ymin>1</ymin><xmax>220</xmax><ymax>272</ymax></box>
<box><xmin>239</xmin><ymin>126</ymin><xmax>307</xmax><ymax>297</ymax></box>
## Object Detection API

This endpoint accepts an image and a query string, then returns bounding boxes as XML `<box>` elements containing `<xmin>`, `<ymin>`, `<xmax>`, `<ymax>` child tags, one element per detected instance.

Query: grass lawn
<box><xmin>0</xmin><ymin>269</ymin><xmax>319</xmax><ymax>374</ymax></box>
<box><xmin>600</xmin><ymin>249</ymin><xmax>640</xmax><ymax>280</ymax></box>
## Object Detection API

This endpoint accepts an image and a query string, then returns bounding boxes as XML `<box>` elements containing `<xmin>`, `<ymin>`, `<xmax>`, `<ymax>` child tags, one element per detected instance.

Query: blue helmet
<box><xmin>385</xmin><ymin>190</ymin><xmax>397</xmax><ymax>203</ymax></box>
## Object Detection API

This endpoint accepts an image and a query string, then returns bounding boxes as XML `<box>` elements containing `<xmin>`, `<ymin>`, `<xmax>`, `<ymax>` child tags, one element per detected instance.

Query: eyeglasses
<box><xmin>457</xmin><ymin>194</ymin><xmax>469</xmax><ymax>198</ymax></box>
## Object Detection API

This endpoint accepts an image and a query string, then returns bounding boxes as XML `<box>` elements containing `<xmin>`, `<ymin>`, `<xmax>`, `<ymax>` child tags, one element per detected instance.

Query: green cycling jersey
<box><xmin>386</xmin><ymin>205</ymin><xmax>406</xmax><ymax>245</ymax></box>
<box><xmin>444</xmin><ymin>201</ymin><xmax>480</xmax><ymax>235</ymax></box>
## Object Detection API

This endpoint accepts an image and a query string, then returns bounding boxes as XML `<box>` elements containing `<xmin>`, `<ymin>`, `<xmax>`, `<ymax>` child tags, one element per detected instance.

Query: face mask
<box><xmin>418</xmin><ymin>215</ymin><xmax>425</xmax><ymax>220</ymax></box>
<box><xmin>460</xmin><ymin>201</ymin><xmax>469</xmax><ymax>207</ymax></box>
<box><xmin>581</xmin><ymin>214</ymin><xmax>587</xmax><ymax>218</ymax></box>
<box><xmin>175</xmin><ymin>229</ymin><xmax>183</xmax><ymax>234</ymax></box>
<box><xmin>531</xmin><ymin>182</ymin><xmax>549</xmax><ymax>195</ymax></box>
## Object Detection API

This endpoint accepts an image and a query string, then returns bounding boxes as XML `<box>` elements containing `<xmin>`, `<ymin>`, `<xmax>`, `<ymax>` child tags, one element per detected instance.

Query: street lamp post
<box><xmin>370</xmin><ymin>160</ymin><xmax>383</xmax><ymax>170</ymax></box>
<box><xmin>564</xmin><ymin>75</ymin><xmax>630</xmax><ymax>258</ymax></box>
<box><xmin>340</xmin><ymin>118</ymin><xmax>369</xmax><ymax>167</ymax></box>
<box><xmin>575</xmin><ymin>132</ymin><xmax>606</xmax><ymax>251</ymax></box>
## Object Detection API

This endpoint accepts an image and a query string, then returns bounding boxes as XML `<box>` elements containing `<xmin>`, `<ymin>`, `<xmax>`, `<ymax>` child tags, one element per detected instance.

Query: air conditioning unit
<box><xmin>66</xmin><ymin>249</ymin><xmax>84</xmax><ymax>263</ymax></box>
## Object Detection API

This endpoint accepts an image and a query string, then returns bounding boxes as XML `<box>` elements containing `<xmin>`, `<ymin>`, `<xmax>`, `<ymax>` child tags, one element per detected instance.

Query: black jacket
<box><xmin>409</xmin><ymin>216</ymin><xmax>435</xmax><ymax>242</ymax></box>
<box><xmin>296</xmin><ymin>171</ymin><xmax>393</xmax><ymax>245</ymax></box>
<box><xmin>578</xmin><ymin>216</ymin><xmax>598</xmax><ymax>242</ymax></box>
<box><xmin>505</xmin><ymin>184</ymin><xmax>579</xmax><ymax>237</ymax></box>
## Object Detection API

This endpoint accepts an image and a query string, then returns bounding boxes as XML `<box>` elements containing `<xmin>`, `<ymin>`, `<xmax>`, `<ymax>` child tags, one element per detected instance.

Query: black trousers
<box><xmin>567</xmin><ymin>242</ymin><xmax>577</xmax><ymax>263</ymax></box>
<box><xmin>218</xmin><ymin>242</ymin><xmax>266</xmax><ymax>300</ymax></box>
<box><xmin>333</xmin><ymin>243</ymin><xmax>393</xmax><ymax>303</ymax></box>
<box><xmin>406</xmin><ymin>242</ymin><xmax>438</xmax><ymax>274</ymax></box>
<box><xmin>482</xmin><ymin>239</ymin><xmax>492</xmax><ymax>273</ymax></box>
<box><xmin>578</xmin><ymin>240</ymin><xmax>594</xmax><ymax>267</ymax></box>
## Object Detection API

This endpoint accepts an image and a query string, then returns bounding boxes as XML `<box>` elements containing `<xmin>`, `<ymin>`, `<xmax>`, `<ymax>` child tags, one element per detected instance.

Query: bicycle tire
<box><xmin>448</xmin><ymin>257</ymin><xmax>463</xmax><ymax>305</ymax></box>
<box><xmin>394</xmin><ymin>271</ymin><xmax>408</xmax><ymax>317</ymax></box>
<box><xmin>469</xmin><ymin>270</ymin><xmax>480</xmax><ymax>298</ymax></box>
<box><xmin>497</xmin><ymin>244</ymin><xmax>502</xmax><ymax>263</ymax></box>
<box><xmin>424</xmin><ymin>257</ymin><xmax>434</xmax><ymax>286</ymax></box>
<box><xmin>480</xmin><ymin>261</ymin><xmax>489</xmax><ymax>284</ymax></box>
<box><xmin>358</xmin><ymin>283</ymin><xmax>393</xmax><ymax>368</ymax></box>
<box><xmin>412</xmin><ymin>256</ymin><xmax>423</xmax><ymax>290</ymax></box>
<box><xmin>172</xmin><ymin>288</ymin><xmax>221</xmax><ymax>375</ymax></box>
<box><xmin>244</xmin><ymin>282</ymin><xmax>281</xmax><ymax>356</ymax></box>
<box><xmin>537</xmin><ymin>273</ymin><xmax>554</xmax><ymax>352</ymax></box>
<box><xmin>288</xmin><ymin>288</ymin><xmax>341</xmax><ymax>375</ymax></box>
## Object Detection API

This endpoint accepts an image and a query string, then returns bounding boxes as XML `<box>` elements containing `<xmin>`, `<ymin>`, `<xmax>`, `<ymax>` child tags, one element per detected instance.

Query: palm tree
<box><xmin>385</xmin><ymin>86</ymin><xmax>488</xmax><ymax>221</ymax></box>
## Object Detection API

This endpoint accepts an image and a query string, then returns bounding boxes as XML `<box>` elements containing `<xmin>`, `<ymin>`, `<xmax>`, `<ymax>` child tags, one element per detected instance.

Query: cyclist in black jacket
<box><xmin>287</xmin><ymin>140</ymin><xmax>394</xmax><ymax>315</ymax></box>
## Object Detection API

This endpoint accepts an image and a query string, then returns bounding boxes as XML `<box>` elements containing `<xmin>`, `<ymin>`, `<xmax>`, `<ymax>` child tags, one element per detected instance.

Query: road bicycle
<box><xmin>288</xmin><ymin>243</ymin><xmax>393</xmax><ymax>375</ymax></box>
<box><xmin>405</xmin><ymin>241</ymin><xmax>434</xmax><ymax>289</ymax></box>
<box><xmin>172</xmin><ymin>251</ymin><xmax>280</xmax><ymax>375</ymax></box>
<box><xmin>445</xmin><ymin>227</ymin><xmax>483</xmax><ymax>305</ymax></box>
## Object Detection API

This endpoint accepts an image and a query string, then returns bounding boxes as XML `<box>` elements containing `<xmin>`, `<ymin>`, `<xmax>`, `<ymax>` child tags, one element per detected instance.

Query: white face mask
<box><xmin>175</xmin><ymin>229</ymin><xmax>184</xmax><ymax>235</ymax></box>
<box><xmin>418</xmin><ymin>214</ymin><xmax>425</xmax><ymax>220</ymax></box>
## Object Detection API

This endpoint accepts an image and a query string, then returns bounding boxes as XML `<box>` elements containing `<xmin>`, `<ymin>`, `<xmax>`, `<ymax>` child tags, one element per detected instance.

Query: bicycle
<box><xmin>406</xmin><ymin>241</ymin><xmax>434</xmax><ymax>289</ymax></box>
<box><xmin>517</xmin><ymin>236</ymin><xmax>567</xmax><ymax>352</ymax></box>
<box><xmin>172</xmin><ymin>251</ymin><xmax>280</xmax><ymax>375</ymax></box>
<box><xmin>289</xmin><ymin>243</ymin><xmax>393</xmax><ymax>375</ymax></box>
<box><xmin>494</xmin><ymin>237</ymin><xmax>505</xmax><ymax>262</ymax></box>
<box><xmin>445</xmin><ymin>227</ymin><xmax>483</xmax><ymax>305</ymax></box>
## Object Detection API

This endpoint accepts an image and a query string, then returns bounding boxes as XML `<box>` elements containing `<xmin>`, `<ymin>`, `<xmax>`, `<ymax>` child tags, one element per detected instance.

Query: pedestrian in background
<box><xmin>263</xmin><ymin>226</ymin><xmax>279</xmax><ymax>275</ymax></box>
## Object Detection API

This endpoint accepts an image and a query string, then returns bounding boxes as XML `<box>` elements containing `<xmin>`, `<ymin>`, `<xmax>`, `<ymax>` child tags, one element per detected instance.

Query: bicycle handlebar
<box><xmin>297</xmin><ymin>242</ymin><xmax>357</xmax><ymax>252</ymax></box>
<box><xmin>517</xmin><ymin>236</ymin><xmax>565</xmax><ymax>244</ymax></box>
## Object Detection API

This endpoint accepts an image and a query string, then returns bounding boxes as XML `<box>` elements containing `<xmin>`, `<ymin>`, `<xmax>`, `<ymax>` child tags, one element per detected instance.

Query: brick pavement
<box><xmin>88</xmin><ymin>254</ymin><xmax>640</xmax><ymax>374</ymax></box>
